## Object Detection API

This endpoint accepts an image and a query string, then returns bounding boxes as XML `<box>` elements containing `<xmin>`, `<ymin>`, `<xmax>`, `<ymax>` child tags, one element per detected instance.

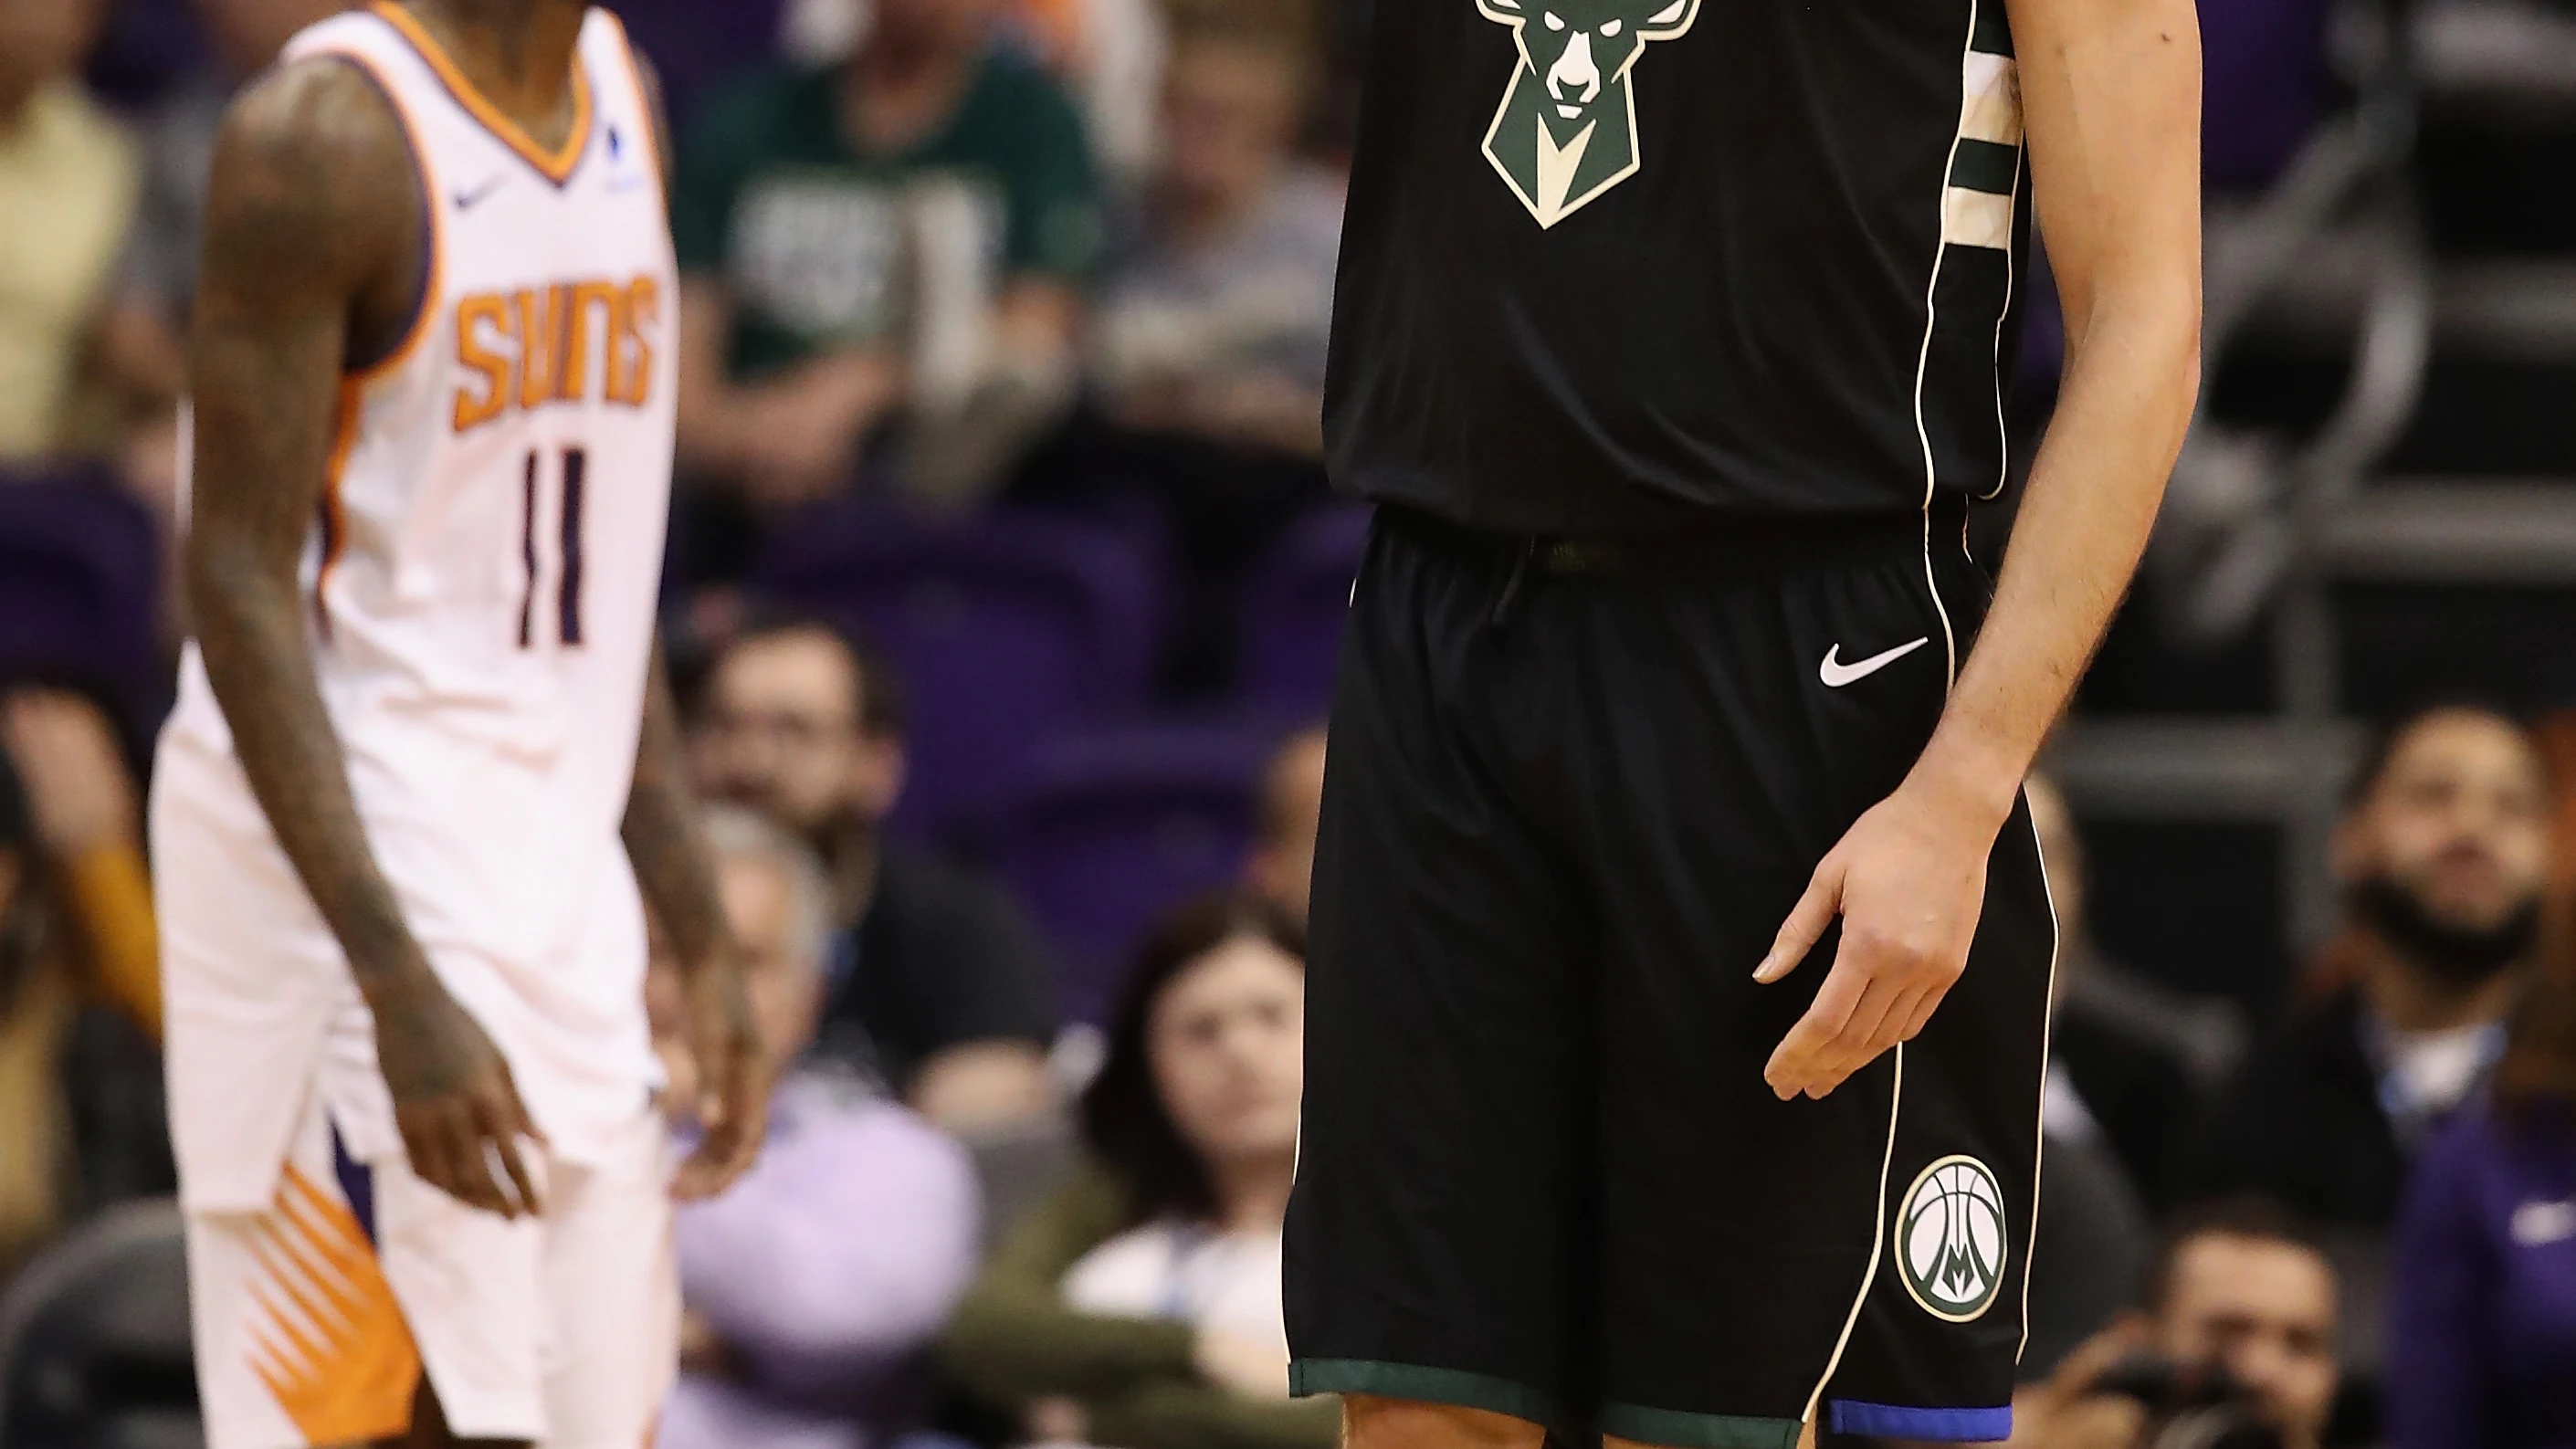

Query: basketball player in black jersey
<box><xmin>1278</xmin><ymin>0</ymin><xmax>2201</xmax><ymax>1441</ymax></box>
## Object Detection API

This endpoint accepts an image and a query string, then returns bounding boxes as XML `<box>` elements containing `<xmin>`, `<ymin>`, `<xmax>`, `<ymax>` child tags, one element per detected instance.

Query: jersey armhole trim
<box><xmin>313</xmin><ymin>379</ymin><xmax>363</xmax><ymax>639</ymax></box>
<box><xmin>594</xmin><ymin>10</ymin><xmax>668</xmax><ymax>200</ymax></box>
<box><xmin>367</xmin><ymin>0</ymin><xmax>596</xmax><ymax>187</ymax></box>
<box><xmin>310</xmin><ymin>50</ymin><xmax>444</xmax><ymax>386</ymax></box>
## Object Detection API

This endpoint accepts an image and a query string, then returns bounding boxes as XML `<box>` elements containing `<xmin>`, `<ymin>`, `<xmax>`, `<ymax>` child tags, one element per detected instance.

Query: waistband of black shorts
<box><xmin>1376</xmin><ymin>495</ymin><xmax>1969</xmax><ymax>581</ymax></box>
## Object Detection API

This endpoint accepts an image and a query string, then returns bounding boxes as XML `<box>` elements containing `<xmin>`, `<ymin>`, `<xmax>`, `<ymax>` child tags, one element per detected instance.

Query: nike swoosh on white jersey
<box><xmin>1819</xmin><ymin>636</ymin><xmax>1929</xmax><ymax>688</ymax></box>
<box><xmin>453</xmin><ymin>173</ymin><xmax>509</xmax><ymax>209</ymax></box>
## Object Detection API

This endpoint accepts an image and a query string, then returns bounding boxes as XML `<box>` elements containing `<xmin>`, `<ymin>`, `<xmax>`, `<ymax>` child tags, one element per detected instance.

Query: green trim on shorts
<box><xmin>1288</xmin><ymin>1358</ymin><xmax>1561</xmax><ymax>1424</ymax></box>
<box><xmin>1597</xmin><ymin>1400</ymin><xmax>1805</xmax><ymax>1449</ymax></box>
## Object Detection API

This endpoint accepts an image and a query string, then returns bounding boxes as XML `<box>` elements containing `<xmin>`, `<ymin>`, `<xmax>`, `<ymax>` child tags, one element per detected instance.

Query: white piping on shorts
<box><xmin>2016</xmin><ymin>816</ymin><xmax>2064</xmax><ymax>1363</ymax></box>
<box><xmin>1802</xmin><ymin>1045</ymin><xmax>1906</xmax><ymax>1430</ymax></box>
<box><xmin>1804</xmin><ymin>13</ymin><xmax>1982</xmax><ymax>1393</ymax></box>
<box><xmin>1976</xmin><ymin>148</ymin><xmax>2029</xmax><ymax>503</ymax></box>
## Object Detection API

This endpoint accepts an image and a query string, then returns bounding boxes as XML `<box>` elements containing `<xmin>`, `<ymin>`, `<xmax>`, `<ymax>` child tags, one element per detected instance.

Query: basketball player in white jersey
<box><xmin>152</xmin><ymin>3</ymin><xmax>768</xmax><ymax>1446</ymax></box>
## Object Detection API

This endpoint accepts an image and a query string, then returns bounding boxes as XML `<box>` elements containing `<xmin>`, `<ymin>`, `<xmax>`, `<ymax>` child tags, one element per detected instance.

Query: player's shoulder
<box><xmin>207</xmin><ymin>52</ymin><xmax>419</xmax><ymax>245</ymax></box>
<box><xmin>197</xmin><ymin>52</ymin><xmax>426</xmax><ymax>306</ymax></box>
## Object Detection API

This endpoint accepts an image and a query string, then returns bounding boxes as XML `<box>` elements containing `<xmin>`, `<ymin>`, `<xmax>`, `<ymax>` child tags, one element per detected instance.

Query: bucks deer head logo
<box><xmin>1476</xmin><ymin>0</ymin><xmax>1699</xmax><ymax>227</ymax></box>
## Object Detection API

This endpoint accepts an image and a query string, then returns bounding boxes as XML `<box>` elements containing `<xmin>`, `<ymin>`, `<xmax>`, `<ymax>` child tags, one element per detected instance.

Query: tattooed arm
<box><xmin>621</xmin><ymin>57</ymin><xmax>771</xmax><ymax>1198</ymax></box>
<box><xmin>624</xmin><ymin>642</ymin><xmax>769</xmax><ymax>1198</ymax></box>
<box><xmin>187</xmin><ymin>58</ymin><xmax>542</xmax><ymax>1217</ymax></box>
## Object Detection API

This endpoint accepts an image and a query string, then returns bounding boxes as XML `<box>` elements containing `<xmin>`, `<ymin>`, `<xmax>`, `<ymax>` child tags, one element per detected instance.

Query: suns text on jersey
<box><xmin>450</xmin><ymin>274</ymin><xmax>661</xmax><ymax>432</ymax></box>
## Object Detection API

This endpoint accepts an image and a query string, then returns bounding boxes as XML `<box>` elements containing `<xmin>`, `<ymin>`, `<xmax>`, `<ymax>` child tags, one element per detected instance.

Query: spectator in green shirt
<box><xmin>672</xmin><ymin>0</ymin><xmax>1104</xmax><ymax>516</ymax></box>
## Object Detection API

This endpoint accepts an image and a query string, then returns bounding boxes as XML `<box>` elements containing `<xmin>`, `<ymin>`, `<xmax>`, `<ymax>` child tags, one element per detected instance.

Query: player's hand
<box><xmin>669</xmin><ymin>940</ymin><xmax>772</xmax><ymax>1201</ymax></box>
<box><xmin>372</xmin><ymin>971</ymin><xmax>547</xmax><ymax>1217</ymax></box>
<box><xmin>1754</xmin><ymin>769</ymin><xmax>2003</xmax><ymax>1100</ymax></box>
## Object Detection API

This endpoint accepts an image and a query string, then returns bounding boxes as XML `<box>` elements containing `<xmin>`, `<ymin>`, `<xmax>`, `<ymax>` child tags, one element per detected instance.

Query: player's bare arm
<box><xmin>618</xmin><ymin>58</ymin><xmax>771</xmax><ymax>1199</ymax></box>
<box><xmin>623</xmin><ymin>641</ymin><xmax>772</xmax><ymax>1198</ymax></box>
<box><xmin>186</xmin><ymin>56</ymin><xmax>544</xmax><ymax>1216</ymax></box>
<box><xmin>1758</xmin><ymin>0</ymin><xmax>2203</xmax><ymax>1100</ymax></box>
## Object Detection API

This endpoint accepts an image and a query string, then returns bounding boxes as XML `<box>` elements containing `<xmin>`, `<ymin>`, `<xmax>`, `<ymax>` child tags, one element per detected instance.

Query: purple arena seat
<box><xmin>597</xmin><ymin>0</ymin><xmax>790</xmax><ymax>132</ymax></box>
<box><xmin>1237</xmin><ymin>504</ymin><xmax>1372</xmax><ymax>716</ymax></box>
<box><xmin>983</xmin><ymin>719</ymin><xmax>1284</xmax><ymax>1024</ymax></box>
<box><xmin>756</xmin><ymin>506</ymin><xmax>1158</xmax><ymax>840</ymax></box>
<box><xmin>2202</xmin><ymin>0</ymin><xmax>2334</xmax><ymax>193</ymax></box>
<box><xmin>0</xmin><ymin>472</ymin><xmax>163</xmax><ymax>709</ymax></box>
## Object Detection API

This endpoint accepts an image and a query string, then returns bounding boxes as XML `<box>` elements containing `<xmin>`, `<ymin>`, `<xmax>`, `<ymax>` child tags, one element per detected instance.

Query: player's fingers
<box><xmin>1762</xmin><ymin>961</ymin><xmax>1867</xmax><ymax>1097</ymax></box>
<box><xmin>1809</xmin><ymin>978</ymin><xmax>1943</xmax><ymax>1097</ymax></box>
<box><xmin>1897</xmin><ymin>977</ymin><xmax>1955</xmax><ymax>1043</ymax></box>
<box><xmin>720</xmin><ymin>1066</ymin><xmax>768</xmax><ymax>1175</ymax></box>
<box><xmin>1754</xmin><ymin>856</ymin><xmax>1845</xmax><ymax>984</ymax></box>
<box><xmin>1838</xmin><ymin>975</ymin><xmax>1907</xmax><ymax>1052</ymax></box>
<box><xmin>670</xmin><ymin>1137</ymin><xmax>736</xmax><ymax>1202</ymax></box>
<box><xmin>1794</xmin><ymin>978</ymin><xmax>1908</xmax><ymax>1098</ymax></box>
<box><xmin>426</xmin><ymin>1101</ymin><xmax>501</xmax><ymax>1213</ymax></box>
<box><xmin>401</xmin><ymin>1107</ymin><xmax>468</xmax><ymax>1207</ymax></box>
<box><xmin>449</xmin><ymin>1100</ymin><xmax>517</xmax><ymax>1216</ymax></box>
<box><xmin>690</xmin><ymin>1029</ymin><xmax>741</xmax><ymax>1132</ymax></box>
<box><xmin>395</xmin><ymin>1112</ymin><xmax>458</xmax><ymax>1204</ymax></box>
<box><xmin>473</xmin><ymin>1094</ymin><xmax>542</xmax><ymax>1218</ymax></box>
<box><xmin>479</xmin><ymin>1055</ymin><xmax>548</xmax><ymax>1149</ymax></box>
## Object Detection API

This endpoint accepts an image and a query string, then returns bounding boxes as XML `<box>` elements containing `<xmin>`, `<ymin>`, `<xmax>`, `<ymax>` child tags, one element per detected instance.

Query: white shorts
<box><xmin>184</xmin><ymin>1087</ymin><xmax>678</xmax><ymax>1449</ymax></box>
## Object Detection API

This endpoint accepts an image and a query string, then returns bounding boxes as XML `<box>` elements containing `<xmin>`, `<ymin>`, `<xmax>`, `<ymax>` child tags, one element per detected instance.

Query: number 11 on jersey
<box><xmin>519</xmin><ymin>445</ymin><xmax>586</xmax><ymax>649</ymax></box>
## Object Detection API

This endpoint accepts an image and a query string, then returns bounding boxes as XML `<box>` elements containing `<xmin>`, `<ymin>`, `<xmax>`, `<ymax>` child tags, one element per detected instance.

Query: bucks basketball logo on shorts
<box><xmin>1473</xmin><ymin>0</ymin><xmax>1699</xmax><ymax>227</ymax></box>
<box><xmin>1895</xmin><ymin>1155</ymin><xmax>2008</xmax><ymax>1322</ymax></box>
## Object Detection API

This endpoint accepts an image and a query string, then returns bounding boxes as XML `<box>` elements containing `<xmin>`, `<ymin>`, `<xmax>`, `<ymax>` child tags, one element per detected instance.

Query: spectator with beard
<box><xmin>2006</xmin><ymin>1199</ymin><xmax>2343</xmax><ymax>1449</ymax></box>
<box><xmin>690</xmin><ymin>614</ymin><xmax>1061</xmax><ymax>1136</ymax></box>
<box><xmin>2386</xmin><ymin>901</ymin><xmax>2576</xmax><ymax>1446</ymax></box>
<box><xmin>2183</xmin><ymin>703</ymin><xmax>2555</xmax><ymax>1231</ymax></box>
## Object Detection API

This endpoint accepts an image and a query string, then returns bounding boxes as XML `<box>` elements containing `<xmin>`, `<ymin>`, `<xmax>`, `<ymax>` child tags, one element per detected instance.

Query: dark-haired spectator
<box><xmin>649</xmin><ymin>806</ymin><xmax>982</xmax><ymax>1449</ymax></box>
<box><xmin>691</xmin><ymin>616</ymin><xmax>1061</xmax><ymax>1135</ymax></box>
<box><xmin>1022</xmin><ymin>15</ymin><xmax>1339</xmax><ymax>691</ymax></box>
<box><xmin>0</xmin><ymin>689</ymin><xmax>172</xmax><ymax>1279</ymax></box>
<box><xmin>671</xmin><ymin>0</ymin><xmax>1102</xmax><ymax>529</ymax></box>
<box><xmin>1092</xmin><ymin>14</ymin><xmax>1339</xmax><ymax>460</ymax></box>
<box><xmin>2387</xmin><ymin>918</ymin><xmax>2576</xmax><ymax>1446</ymax></box>
<box><xmin>2184</xmin><ymin>704</ymin><xmax>2555</xmax><ymax>1230</ymax></box>
<box><xmin>2009</xmin><ymin>1199</ymin><xmax>2342</xmax><ymax>1449</ymax></box>
<box><xmin>942</xmin><ymin>892</ymin><xmax>1335</xmax><ymax>1449</ymax></box>
<box><xmin>2026</xmin><ymin>772</ymin><xmax>2245</xmax><ymax>1211</ymax></box>
<box><xmin>1242</xmin><ymin>725</ymin><xmax>1324</xmax><ymax>926</ymax></box>
<box><xmin>0</xmin><ymin>0</ymin><xmax>162</xmax><ymax>468</ymax></box>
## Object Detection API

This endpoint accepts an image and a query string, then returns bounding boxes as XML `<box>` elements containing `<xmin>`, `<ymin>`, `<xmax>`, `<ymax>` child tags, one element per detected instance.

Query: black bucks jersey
<box><xmin>1325</xmin><ymin>0</ymin><xmax>2030</xmax><ymax>533</ymax></box>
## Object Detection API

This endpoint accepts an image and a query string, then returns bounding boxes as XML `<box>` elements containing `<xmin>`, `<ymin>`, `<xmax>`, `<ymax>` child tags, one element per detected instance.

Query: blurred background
<box><xmin>2</xmin><ymin>0</ymin><xmax>2574</xmax><ymax>1444</ymax></box>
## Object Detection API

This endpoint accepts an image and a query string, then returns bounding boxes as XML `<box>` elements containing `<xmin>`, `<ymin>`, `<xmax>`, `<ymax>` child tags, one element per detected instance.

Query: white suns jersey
<box><xmin>158</xmin><ymin>5</ymin><xmax>675</xmax><ymax>1202</ymax></box>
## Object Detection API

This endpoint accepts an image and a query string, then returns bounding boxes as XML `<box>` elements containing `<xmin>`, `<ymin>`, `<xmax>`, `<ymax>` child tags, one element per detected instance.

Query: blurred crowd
<box><xmin>4</xmin><ymin>0</ymin><xmax>2576</xmax><ymax>1446</ymax></box>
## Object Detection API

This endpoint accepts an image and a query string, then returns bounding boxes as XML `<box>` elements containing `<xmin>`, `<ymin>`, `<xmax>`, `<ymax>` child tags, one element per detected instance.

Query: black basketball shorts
<box><xmin>1282</xmin><ymin>502</ymin><xmax>2057</xmax><ymax>1447</ymax></box>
